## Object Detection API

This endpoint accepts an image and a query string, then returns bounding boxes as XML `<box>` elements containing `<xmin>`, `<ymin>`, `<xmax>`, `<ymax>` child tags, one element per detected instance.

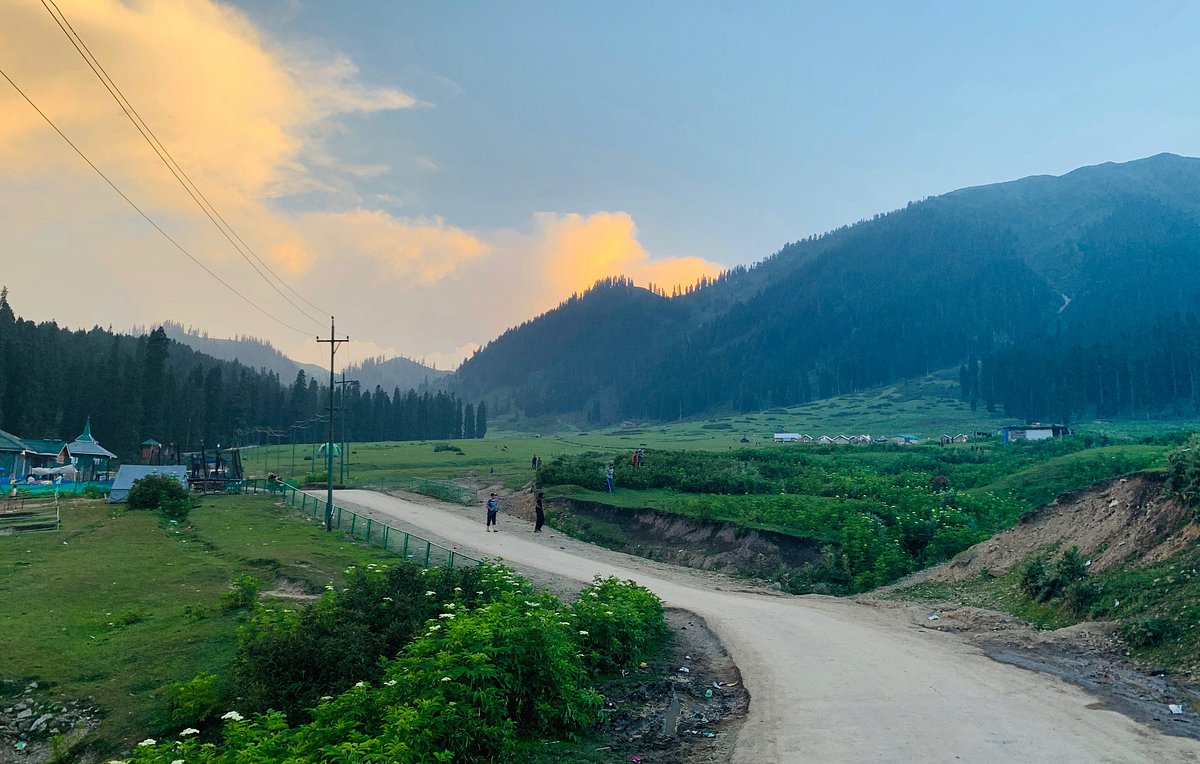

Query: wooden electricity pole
<box><xmin>317</xmin><ymin>317</ymin><xmax>347</xmax><ymax>531</ymax></box>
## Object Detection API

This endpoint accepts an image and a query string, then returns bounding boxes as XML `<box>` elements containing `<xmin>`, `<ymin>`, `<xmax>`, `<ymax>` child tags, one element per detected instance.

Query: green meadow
<box><xmin>0</xmin><ymin>495</ymin><xmax>393</xmax><ymax>754</ymax></box>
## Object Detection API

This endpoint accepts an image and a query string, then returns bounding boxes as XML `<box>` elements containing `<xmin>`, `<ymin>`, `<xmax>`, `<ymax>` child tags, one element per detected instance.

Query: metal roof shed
<box><xmin>109</xmin><ymin>465</ymin><xmax>189</xmax><ymax>503</ymax></box>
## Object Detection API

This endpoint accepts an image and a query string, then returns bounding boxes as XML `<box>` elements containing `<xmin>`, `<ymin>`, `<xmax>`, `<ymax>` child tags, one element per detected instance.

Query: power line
<box><xmin>0</xmin><ymin>64</ymin><xmax>312</xmax><ymax>336</ymax></box>
<box><xmin>40</xmin><ymin>0</ymin><xmax>332</xmax><ymax>332</ymax></box>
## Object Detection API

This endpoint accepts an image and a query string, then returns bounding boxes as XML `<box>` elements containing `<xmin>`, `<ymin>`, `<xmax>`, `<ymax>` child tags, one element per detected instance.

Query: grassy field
<box><xmin>0</xmin><ymin>494</ymin><xmax>395</xmax><ymax>755</ymax></box>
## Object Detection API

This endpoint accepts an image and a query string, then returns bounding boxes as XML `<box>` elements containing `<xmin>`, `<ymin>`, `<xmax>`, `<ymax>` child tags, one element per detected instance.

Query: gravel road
<box><xmin>328</xmin><ymin>489</ymin><xmax>1200</xmax><ymax>763</ymax></box>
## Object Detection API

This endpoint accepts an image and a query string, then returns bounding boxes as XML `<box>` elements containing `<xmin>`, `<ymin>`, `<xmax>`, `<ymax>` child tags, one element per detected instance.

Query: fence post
<box><xmin>366</xmin><ymin>518</ymin><xmax>372</xmax><ymax>542</ymax></box>
<box><xmin>402</xmin><ymin>533</ymin><xmax>409</xmax><ymax>558</ymax></box>
<box><xmin>350</xmin><ymin>514</ymin><xmax>356</xmax><ymax>537</ymax></box>
<box><xmin>382</xmin><ymin>525</ymin><xmax>389</xmax><ymax>549</ymax></box>
<box><xmin>425</xmin><ymin>541</ymin><xmax>431</xmax><ymax>567</ymax></box>
<box><xmin>336</xmin><ymin>507</ymin><xmax>342</xmax><ymax>528</ymax></box>
<box><xmin>447</xmin><ymin>550</ymin><xmax>455</xmax><ymax>569</ymax></box>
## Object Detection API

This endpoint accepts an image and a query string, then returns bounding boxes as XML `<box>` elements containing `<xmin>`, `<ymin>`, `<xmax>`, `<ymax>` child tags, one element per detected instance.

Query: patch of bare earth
<box><xmin>869</xmin><ymin>471</ymin><xmax>1200</xmax><ymax>741</ymax></box>
<box><xmin>903</xmin><ymin>473</ymin><xmax>1192</xmax><ymax>586</ymax></box>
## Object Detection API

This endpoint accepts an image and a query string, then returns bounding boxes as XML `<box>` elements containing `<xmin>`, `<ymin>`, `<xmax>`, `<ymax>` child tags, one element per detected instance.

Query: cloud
<box><xmin>0</xmin><ymin>1</ymin><xmax>726</xmax><ymax>373</ymax></box>
<box><xmin>534</xmin><ymin>211</ymin><xmax>723</xmax><ymax>296</ymax></box>
<box><xmin>0</xmin><ymin>0</ymin><xmax>416</xmax><ymax>236</ymax></box>
<box><xmin>295</xmin><ymin>210</ymin><xmax>489</xmax><ymax>286</ymax></box>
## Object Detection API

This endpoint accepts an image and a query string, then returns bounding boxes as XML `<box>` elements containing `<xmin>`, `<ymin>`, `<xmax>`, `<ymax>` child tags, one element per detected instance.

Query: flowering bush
<box><xmin>120</xmin><ymin>564</ymin><xmax>616</xmax><ymax>763</ymax></box>
<box><xmin>571</xmin><ymin>576</ymin><xmax>668</xmax><ymax>675</ymax></box>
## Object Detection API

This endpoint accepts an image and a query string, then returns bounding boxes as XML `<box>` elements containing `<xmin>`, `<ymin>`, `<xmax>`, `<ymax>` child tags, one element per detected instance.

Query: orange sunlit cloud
<box><xmin>0</xmin><ymin>0</ymin><xmax>415</xmax><ymax>271</ymax></box>
<box><xmin>297</xmin><ymin>210</ymin><xmax>490</xmax><ymax>286</ymax></box>
<box><xmin>535</xmin><ymin>211</ymin><xmax>723</xmax><ymax>296</ymax></box>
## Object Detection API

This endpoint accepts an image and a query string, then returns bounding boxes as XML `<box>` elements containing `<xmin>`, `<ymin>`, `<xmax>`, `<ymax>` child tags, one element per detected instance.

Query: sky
<box><xmin>3</xmin><ymin>1</ymin><xmax>1200</xmax><ymax>371</ymax></box>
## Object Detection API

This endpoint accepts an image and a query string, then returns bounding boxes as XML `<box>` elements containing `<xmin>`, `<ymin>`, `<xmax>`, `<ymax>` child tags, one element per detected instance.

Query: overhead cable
<box><xmin>40</xmin><ymin>0</ymin><xmax>332</xmax><ymax>332</ymax></box>
<box><xmin>0</xmin><ymin>64</ymin><xmax>312</xmax><ymax>336</ymax></box>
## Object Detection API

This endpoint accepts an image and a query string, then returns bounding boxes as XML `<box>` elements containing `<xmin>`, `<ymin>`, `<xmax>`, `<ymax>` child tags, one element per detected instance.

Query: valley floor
<box><xmin>324</xmin><ymin>488</ymin><xmax>1200</xmax><ymax>763</ymax></box>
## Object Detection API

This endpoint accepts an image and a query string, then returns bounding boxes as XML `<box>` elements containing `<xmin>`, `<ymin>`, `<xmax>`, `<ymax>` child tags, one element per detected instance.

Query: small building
<box><xmin>832</xmin><ymin>434</ymin><xmax>852</xmax><ymax>445</ymax></box>
<box><xmin>141</xmin><ymin>439</ymin><xmax>163</xmax><ymax>464</ymax></box>
<box><xmin>850</xmin><ymin>434</ymin><xmax>872</xmax><ymax>445</ymax></box>
<box><xmin>1001</xmin><ymin>424</ymin><xmax>1070</xmax><ymax>443</ymax></box>
<box><xmin>953</xmin><ymin>434</ymin><xmax>970</xmax><ymax>444</ymax></box>
<box><xmin>891</xmin><ymin>434</ymin><xmax>920</xmax><ymax>446</ymax></box>
<box><xmin>773</xmin><ymin>433</ymin><xmax>802</xmax><ymax>443</ymax></box>
<box><xmin>816</xmin><ymin>435</ymin><xmax>835</xmax><ymax>445</ymax></box>
<box><xmin>59</xmin><ymin>418</ymin><xmax>117</xmax><ymax>481</ymax></box>
<box><xmin>21</xmin><ymin>438</ymin><xmax>68</xmax><ymax>471</ymax></box>
<box><xmin>0</xmin><ymin>429</ymin><xmax>30</xmax><ymax>480</ymax></box>
<box><xmin>109</xmin><ymin>465</ymin><xmax>189</xmax><ymax>503</ymax></box>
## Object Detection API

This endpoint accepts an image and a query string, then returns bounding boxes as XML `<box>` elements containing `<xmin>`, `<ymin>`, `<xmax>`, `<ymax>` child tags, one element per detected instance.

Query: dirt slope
<box><xmin>919</xmin><ymin>472</ymin><xmax>1196</xmax><ymax>584</ymax></box>
<box><xmin>324</xmin><ymin>488</ymin><xmax>1200</xmax><ymax>763</ymax></box>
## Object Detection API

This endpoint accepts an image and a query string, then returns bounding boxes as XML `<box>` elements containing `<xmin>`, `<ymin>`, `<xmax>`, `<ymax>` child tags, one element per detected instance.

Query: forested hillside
<box><xmin>0</xmin><ymin>290</ymin><xmax>484</xmax><ymax>459</ymax></box>
<box><xmin>455</xmin><ymin>154</ymin><xmax>1200</xmax><ymax>424</ymax></box>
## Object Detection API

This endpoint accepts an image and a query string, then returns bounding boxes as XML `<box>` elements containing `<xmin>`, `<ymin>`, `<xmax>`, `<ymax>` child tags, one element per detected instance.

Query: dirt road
<box><xmin>331</xmin><ymin>489</ymin><xmax>1200</xmax><ymax>763</ymax></box>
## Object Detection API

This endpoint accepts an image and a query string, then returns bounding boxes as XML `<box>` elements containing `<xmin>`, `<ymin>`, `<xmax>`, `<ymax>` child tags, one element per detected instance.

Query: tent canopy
<box><xmin>109</xmin><ymin>465</ymin><xmax>189</xmax><ymax>503</ymax></box>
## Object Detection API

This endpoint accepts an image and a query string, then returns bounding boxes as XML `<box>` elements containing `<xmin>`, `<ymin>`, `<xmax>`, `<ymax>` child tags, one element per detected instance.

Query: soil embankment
<box><xmin>537</xmin><ymin>498</ymin><xmax>822</xmax><ymax>584</ymax></box>
<box><xmin>909</xmin><ymin>472</ymin><xmax>1196</xmax><ymax>586</ymax></box>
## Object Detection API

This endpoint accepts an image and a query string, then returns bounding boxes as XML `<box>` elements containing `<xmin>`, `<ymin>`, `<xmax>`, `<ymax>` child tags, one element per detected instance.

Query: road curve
<box><xmin>330</xmin><ymin>489</ymin><xmax>1199</xmax><ymax>763</ymax></box>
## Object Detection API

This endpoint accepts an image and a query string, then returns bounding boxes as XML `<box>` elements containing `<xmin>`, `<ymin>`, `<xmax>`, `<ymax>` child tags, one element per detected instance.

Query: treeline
<box><xmin>976</xmin><ymin>312</ymin><xmax>1200</xmax><ymax>422</ymax></box>
<box><xmin>0</xmin><ymin>290</ymin><xmax>485</xmax><ymax>459</ymax></box>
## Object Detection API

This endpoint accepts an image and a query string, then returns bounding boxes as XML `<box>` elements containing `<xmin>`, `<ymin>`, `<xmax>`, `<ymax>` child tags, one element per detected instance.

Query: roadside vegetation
<box><xmin>886</xmin><ymin>438</ymin><xmax>1200</xmax><ymax>672</ymax></box>
<box><xmin>123</xmin><ymin>566</ymin><xmax>666</xmax><ymax>763</ymax></box>
<box><xmin>0</xmin><ymin>493</ymin><xmax>669</xmax><ymax>761</ymax></box>
<box><xmin>534</xmin><ymin>438</ymin><xmax>1173</xmax><ymax>593</ymax></box>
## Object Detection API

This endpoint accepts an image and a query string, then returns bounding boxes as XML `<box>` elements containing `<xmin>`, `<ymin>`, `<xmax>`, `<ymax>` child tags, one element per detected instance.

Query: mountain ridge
<box><xmin>454</xmin><ymin>153</ymin><xmax>1200</xmax><ymax>424</ymax></box>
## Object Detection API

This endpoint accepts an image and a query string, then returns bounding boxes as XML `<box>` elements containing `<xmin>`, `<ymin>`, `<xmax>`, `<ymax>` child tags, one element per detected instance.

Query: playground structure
<box><xmin>186</xmin><ymin>442</ymin><xmax>245</xmax><ymax>492</ymax></box>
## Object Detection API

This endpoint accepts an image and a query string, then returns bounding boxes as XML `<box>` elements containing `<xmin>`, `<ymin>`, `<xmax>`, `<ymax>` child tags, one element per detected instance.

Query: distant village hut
<box><xmin>0</xmin><ymin>429</ymin><xmax>29</xmax><ymax>480</ymax></box>
<box><xmin>773</xmin><ymin>433</ymin><xmax>801</xmax><ymax>443</ymax></box>
<box><xmin>1001</xmin><ymin>424</ymin><xmax>1070</xmax><ymax>443</ymax></box>
<box><xmin>58</xmin><ymin>418</ymin><xmax>116</xmax><ymax>481</ymax></box>
<box><xmin>141</xmin><ymin>439</ymin><xmax>162</xmax><ymax>464</ymax></box>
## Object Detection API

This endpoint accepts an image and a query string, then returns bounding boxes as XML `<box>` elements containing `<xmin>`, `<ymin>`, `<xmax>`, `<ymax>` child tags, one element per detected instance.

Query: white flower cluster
<box><xmin>221</xmin><ymin>711</ymin><xmax>244</xmax><ymax>722</ymax></box>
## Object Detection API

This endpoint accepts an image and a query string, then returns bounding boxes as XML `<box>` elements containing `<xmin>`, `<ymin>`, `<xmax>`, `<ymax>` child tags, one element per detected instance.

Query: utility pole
<box><xmin>334</xmin><ymin>371</ymin><xmax>356</xmax><ymax>484</ymax></box>
<box><xmin>316</xmin><ymin>317</ymin><xmax>348</xmax><ymax>531</ymax></box>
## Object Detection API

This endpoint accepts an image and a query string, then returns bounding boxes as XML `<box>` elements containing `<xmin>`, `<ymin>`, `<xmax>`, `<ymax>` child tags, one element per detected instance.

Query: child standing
<box><xmin>486</xmin><ymin>492</ymin><xmax>499</xmax><ymax>532</ymax></box>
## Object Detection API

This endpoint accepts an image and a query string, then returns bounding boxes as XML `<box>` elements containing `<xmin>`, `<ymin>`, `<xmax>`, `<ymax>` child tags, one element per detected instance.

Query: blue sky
<box><xmin>241</xmin><ymin>0</ymin><xmax>1200</xmax><ymax>263</ymax></box>
<box><xmin>3</xmin><ymin>1</ymin><xmax>1198</xmax><ymax>367</ymax></box>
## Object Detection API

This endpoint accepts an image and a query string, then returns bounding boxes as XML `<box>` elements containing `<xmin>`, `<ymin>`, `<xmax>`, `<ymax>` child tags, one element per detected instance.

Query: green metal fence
<box><xmin>243</xmin><ymin>480</ymin><xmax>479</xmax><ymax>569</ymax></box>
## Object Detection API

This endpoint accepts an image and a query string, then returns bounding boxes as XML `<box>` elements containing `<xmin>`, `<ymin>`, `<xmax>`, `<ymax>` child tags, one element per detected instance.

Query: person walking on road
<box><xmin>605</xmin><ymin>465</ymin><xmax>615</xmax><ymax>493</ymax></box>
<box><xmin>534</xmin><ymin>491</ymin><xmax>545</xmax><ymax>532</ymax></box>
<box><xmin>486</xmin><ymin>492</ymin><xmax>499</xmax><ymax>532</ymax></box>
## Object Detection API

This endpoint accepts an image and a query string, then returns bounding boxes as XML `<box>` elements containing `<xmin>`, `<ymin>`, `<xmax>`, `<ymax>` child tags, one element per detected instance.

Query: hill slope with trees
<box><xmin>454</xmin><ymin>153</ymin><xmax>1200</xmax><ymax>424</ymax></box>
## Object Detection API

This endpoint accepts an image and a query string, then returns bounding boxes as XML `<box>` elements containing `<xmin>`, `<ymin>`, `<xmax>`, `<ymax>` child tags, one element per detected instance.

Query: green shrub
<box><xmin>1120</xmin><ymin>617</ymin><xmax>1172</xmax><ymax>648</ymax></box>
<box><xmin>231</xmin><ymin>603</ymin><xmax>383</xmax><ymax>723</ymax></box>
<box><xmin>126</xmin><ymin>473</ymin><xmax>189</xmax><ymax>510</ymax></box>
<box><xmin>133</xmin><ymin>565</ymin><xmax>607</xmax><ymax>763</ymax></box>
<box><xmin>432</xmin><ymin>443</ymin><xmax>463</xmax><ymax>454</ymax></box>
<box><xmin>230</xmin><ymin>561</ymin><xmax>494</xmax><ymax>723</ymax></box>
<box><xmin>1020</xmin><ymin>547</ymin><xmax>1089</xmax><ymax>603</ymax></box>
<box><xmin>221</xmin><ymin>575</ymin><xmax>261</xmax><ymax>610</ymax></box>
<box><xmin>572</xmin><ymin>576</ymin><xmax>668</xmax><ymax>675</ymax></box>
<box><xmin>165</xmin><ymin>672</ymin><xmax>223</xmax><ymax>727</ymax></box>
<box><xmin>1165</xmin><ymin>435</ymin><xmax>1200</xmax><ymax>521</ymax></box>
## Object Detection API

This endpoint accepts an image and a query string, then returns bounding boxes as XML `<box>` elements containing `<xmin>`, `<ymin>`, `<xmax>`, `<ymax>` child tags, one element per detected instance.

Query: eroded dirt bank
<box><xmin>539</xmin><ymin>497</ymin><xmax>822</xmax><ymax>584</ymax></box>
